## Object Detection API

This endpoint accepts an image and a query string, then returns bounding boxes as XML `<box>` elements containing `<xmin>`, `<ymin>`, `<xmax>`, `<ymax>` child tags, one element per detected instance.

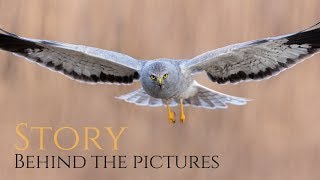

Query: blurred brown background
<box><xmin>1</xmin><ymin>0</ymin><xmax>320</xmax><ymax>179</ymax></box>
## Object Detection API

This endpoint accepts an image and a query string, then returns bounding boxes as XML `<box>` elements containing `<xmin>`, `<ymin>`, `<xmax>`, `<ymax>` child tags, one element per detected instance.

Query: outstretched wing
<box><xmin>0</xmin><ymin>29</ymin><xmax>142</xmax><ymax>84</ymax></box>
<box><xmin>180</xmin><ymin>22</ymin><xmax>320</xmax><ymax>84</ymax></box>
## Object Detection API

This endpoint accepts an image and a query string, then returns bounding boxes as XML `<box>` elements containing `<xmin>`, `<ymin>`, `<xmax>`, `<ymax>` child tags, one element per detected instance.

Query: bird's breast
<box><xmin>141</xmin><ymin>79</ymin><xmax>193</xmax><ymax>100</ymax></box>
<box><xmin>141</xmin><ymin>84</ymin><xmax>176</xmax><ymax>99</ymax></box>
<box><xmin>175</xmin><ymin>81</ymin><xmax>198</xmax><ymax>99</ymax></box>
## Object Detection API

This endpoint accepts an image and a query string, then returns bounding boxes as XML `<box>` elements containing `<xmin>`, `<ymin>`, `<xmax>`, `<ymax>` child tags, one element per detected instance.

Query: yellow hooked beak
<box><xmin>157</xmin><ymin>77</ymin><xmax>163</xmax><ymax>85</ymax></box>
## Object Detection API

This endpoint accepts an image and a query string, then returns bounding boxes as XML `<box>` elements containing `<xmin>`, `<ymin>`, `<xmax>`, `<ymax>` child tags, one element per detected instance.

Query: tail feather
<box><xmin>117</xmin><ymin>83</ymin><xmax>250</xmax><ymax>109</ymax></box>
<box><xmin>190</xmin><ymin>83</ymin><xmax>249</xmax><ymax>109</ymax></box>
<box><xmin>116</xmin><ymin>88</ymin><xmax>178</xmax><ymax>107</ymax></box>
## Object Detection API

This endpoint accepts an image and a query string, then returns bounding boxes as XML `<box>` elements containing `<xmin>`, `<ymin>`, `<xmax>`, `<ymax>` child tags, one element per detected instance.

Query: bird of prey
<box><xmin>0</xmin><ymin>22</ymin><xmax>319</xmax><ymax>123</ymax></box>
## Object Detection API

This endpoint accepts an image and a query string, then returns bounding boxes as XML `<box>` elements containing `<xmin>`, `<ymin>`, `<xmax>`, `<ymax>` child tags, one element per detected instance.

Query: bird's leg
<box><xmin>166</xmin><ymin>100</ymin><xmax>175</xmax><ymax>123</ymax></box>
<box><xmin>179</xmin><ymin>99</ymin><xmax>186</xmax><ymax>122</ymax></box>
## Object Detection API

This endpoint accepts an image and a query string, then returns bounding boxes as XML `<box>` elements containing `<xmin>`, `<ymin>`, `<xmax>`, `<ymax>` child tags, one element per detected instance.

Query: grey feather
<box><xmin>0</xmin><ymin>29</ymin><xmax>142</xmax><ymax>84</ymax></box>
<box><xmin>117</xmin><ymin>82</ymin><xmax>249</xmax><ymax>109</ymax></box>
<box><xmin>1</xmin><ymin>22</ymin><xmax>319</xmax><ymax>111</ymax></box>
<box><xmin>116</xmin><ymin>88</ymin><xmax>178</xmax><ymax>107</ymax></box>
<box><xmin>180</xmin><ymin>22</ymin><xmax>320</xmax><ymax>84</ymax></box>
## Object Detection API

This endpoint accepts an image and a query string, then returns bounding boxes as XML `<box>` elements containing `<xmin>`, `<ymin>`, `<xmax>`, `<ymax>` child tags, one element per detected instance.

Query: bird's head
<box><xmin>141</xmin><ymin>61</ymin><xmax>179</xmax><ymax>92</ymax></box>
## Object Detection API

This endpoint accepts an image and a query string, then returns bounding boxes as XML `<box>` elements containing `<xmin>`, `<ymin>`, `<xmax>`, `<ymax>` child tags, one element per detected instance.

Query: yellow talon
<box><xmin>166</xmin><ymin>100</ymin><xmax>175</xmax><ymax>123</ymax></box>
<box><xmin>180</xmin><ymin>99</ymin><xmax>186</xmax><ymax>122</ymax></box>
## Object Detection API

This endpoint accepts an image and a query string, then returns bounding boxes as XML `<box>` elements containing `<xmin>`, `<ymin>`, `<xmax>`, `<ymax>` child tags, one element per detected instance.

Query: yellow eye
<box><xmin>163</xmin><ymin>73</ymin><xmax>168</xmax><ymax>79</ymax></box>
<box><xmin>150</xmin><ymin>75</ymin><xmax>156</xmax><ymax>80</ymax></box>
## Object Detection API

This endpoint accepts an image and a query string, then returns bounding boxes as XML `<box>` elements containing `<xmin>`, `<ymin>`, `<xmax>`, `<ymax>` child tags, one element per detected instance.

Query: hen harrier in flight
<box><xmin>0</xmin><ymin>22</ymin><xmax>319</xmax><ymax>123</ymax></box>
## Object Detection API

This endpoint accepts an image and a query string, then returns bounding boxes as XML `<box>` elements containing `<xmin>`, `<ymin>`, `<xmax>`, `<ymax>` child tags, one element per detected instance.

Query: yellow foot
<box><xmin>166</xmin><ymin>99</ymin><xmax>175</xmax><ymax>124</ymax></box>
<box><xmin>180</xmin><ymin>99</ymin><xmax>186</xmax><ymax>123</ymax></box>
<box><xmin>180</xmin><ymin>113</ymin><xmax>186</xmax><ymax>123</ymax></box>
<box><xmin>168</xmin><ymin>111</ymin><xmax>176</xmax><ymax>124</ymax></box>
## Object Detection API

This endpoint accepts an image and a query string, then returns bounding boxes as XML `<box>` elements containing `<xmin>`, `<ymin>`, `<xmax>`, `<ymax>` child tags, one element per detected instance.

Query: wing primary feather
<box><xmin>182</xmin><ymin>22</ymin><xmax>320</xmax><ymax>85</ymax></box>
<box><xmin>0</xmin><ymin>28</ymin><xmax>141</xmax><ymax>84</ymax></box>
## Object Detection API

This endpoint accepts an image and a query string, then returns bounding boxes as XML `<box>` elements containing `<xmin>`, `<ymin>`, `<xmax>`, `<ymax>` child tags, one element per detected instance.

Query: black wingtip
<box><xmin>0</xmin><ymin>29</ymin><xmax>42</xmax><ymax>54</ymax></box>
<box><xmin>0</xmin><ymin>28</ymin><xmax>19</xmax><ymax>38</ymax></box>
<box><xmin>300</xmin><ymin>21</ymin><xmax>320</xmax><ymax>33</ymax></box>
<box><xmin>285</xmin><ymin>21</ymin><xmax>320</xmax><ymax>49</ymax></box>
